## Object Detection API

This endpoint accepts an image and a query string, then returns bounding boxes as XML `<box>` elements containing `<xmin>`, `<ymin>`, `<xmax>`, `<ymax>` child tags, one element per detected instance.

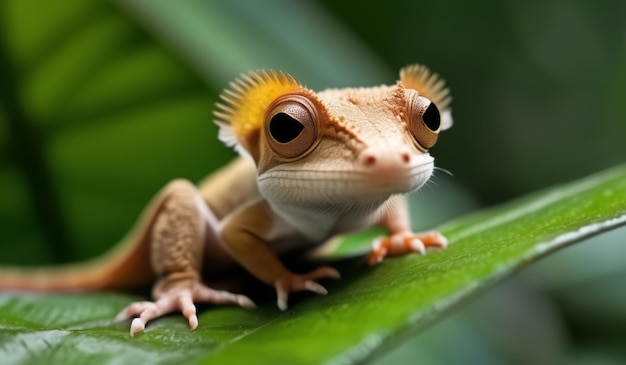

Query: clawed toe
<box><xmin>367</xmin><ymin>230</ymin><xmax>448</xmax><ymax>265</ymax></box>
<box><xmin>115</xmin><ymin>301</ymin><xmax>162</xmax><ymax>336</ymax></box>
<box><xmin>131</xmin><ymin>318</ymin><xmax>146</xmax><ymax>336</ymax></box>
<box><xmin>116</xmin><ymin>283</ymin><xmax>256</xmax><ymax>336</ymax></box>
<box><xmin>274</xmin><ymin>266</ymin><xmax>340</xmax><ymax>311</ymax></box>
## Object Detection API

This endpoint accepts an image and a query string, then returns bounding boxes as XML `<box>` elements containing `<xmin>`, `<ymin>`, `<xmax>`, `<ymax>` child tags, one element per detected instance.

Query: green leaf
<box><xmin>1</xmin><ymin>164</ymin><xmax>624</xmax><ymax>364</ymax></box>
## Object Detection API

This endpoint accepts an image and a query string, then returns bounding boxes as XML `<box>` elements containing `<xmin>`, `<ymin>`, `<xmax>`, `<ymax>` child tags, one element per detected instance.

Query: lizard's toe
<box><xmin>178</xmin><ymin>294</ymin><xmax>199</xmax><ymax>330</ymax></box>
<box><xmin>131</xmin><ymin>318</ymin><xmax>146</xmax><ymax>336</ymax></box>
<box><xmin>116</xmin><ymin>301</ymin><xmax>170</xmax><ymax>336</ymax></box>
<box><xmin>367</xmin><ymin>230</ymin><xmax>448</xmax><ymax>265</ymax></box>
<box><xmin>116</xmin><ymin>281</ymin><xmax>257</xmax><ymax>336</ymax></box>
<box><xmin>273</xmin><ymin>266</ymin><xmax>340</xmax><ymax>311</ymax></box>
<box><xmin>192</xmin><ymin>285</ymin><xmax>256</xmax><ymax>309</ymax></box>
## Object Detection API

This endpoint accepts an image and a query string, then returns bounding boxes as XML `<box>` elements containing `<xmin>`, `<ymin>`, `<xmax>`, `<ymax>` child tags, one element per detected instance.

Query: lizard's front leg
<box><xmin>367</xmin><ymin>195</ymin><xmax>448</xmax><ymax>265</ymax></box>
<box><xmin>221</xmin><ymin>200</ymin><xmax>340</xmax><ymax>311</ymax></box>
<box><xmin>115</xmin><ymin>179</ymin><xmax>254</xmax><ymax>336</ymax></box>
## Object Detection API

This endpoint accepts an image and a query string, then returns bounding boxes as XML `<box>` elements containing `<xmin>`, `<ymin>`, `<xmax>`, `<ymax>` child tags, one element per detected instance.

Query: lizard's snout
<box><xmin>357</xmin><ymin>147</ymin><xmax>434</xmax><ymax>191</ymax></box>
<box><xmin>358</xmin><ymin>147</ymin><xmax>414</xmax><ymax>173</ymax></box>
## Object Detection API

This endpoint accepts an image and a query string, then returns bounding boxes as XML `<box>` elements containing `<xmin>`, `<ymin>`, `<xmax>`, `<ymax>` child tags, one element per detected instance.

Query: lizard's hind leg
<box><xmin>115</xmin><ymin>179</ymin><xmax>254</xmax><ymax>336</ymax></box>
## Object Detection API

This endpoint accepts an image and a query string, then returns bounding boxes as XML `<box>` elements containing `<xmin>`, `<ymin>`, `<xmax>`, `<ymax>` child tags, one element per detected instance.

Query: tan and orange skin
<box><xmin>0</xmin><ymin>64</ymin><xmax>453</xmax><ymax>336</ymax></box>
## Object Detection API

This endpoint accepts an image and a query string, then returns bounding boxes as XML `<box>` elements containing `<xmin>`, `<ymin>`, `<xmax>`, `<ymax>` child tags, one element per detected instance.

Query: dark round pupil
<box><xmin>423</xmin><ymin>103</ymin><xmax>441</xmax><ymax>131</ymax></box>
<box><xmin>269</xmin><ymin>112</ymin><xmax>305</xmax><ymax>143</ymax></box>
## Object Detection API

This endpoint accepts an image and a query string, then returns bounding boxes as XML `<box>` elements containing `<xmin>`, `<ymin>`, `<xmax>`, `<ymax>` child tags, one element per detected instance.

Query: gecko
<box><xmin>0</xmin><ymin>63</ymin><xmax>452</xmax><ymax>336</ymax></box>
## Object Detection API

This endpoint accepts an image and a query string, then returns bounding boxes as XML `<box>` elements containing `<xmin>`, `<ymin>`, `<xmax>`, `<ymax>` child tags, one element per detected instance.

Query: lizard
<box><xmin>0</xmin><ymin>63</ymin><xmax>453</xmax><ymax>336</ymax></box>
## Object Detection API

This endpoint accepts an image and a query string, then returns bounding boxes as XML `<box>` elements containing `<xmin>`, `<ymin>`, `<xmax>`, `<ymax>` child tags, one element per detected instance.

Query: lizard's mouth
<box><xmin>257</xmin><ymin>159</ymin><xmax>433</xmax><ymax>205</ymax></box>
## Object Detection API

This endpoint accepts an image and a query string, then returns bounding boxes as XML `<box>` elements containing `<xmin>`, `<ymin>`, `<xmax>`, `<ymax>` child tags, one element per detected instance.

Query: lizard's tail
<box><xmin>0</xmin><ymin>237</ymin><xmax>155</xmax><ymax>292</ymax></box>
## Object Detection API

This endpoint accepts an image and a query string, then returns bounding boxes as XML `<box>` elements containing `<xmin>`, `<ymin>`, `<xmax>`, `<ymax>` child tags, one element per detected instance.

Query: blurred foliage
<box><xmin>0</xmin><ymin>0</ymin><xmax>228</xmax><ymax>264</ymax></box>
<box><xmin>0</xmin><ymin>0</ymin><xmax>625</xmax><ymax>363</ymax></box>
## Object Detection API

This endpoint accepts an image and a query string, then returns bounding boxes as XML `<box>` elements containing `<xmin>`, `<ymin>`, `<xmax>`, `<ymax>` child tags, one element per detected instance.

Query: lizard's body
<box><xmin>0</xmin><ymin>64</ymin><xmax>453</xmax><ymax>335</ymax></box>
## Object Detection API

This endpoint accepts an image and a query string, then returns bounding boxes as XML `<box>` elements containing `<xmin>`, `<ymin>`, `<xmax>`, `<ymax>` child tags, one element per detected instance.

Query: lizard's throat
<box><xmin>263</xmin><ymin>193</ymin><xmax>389</xmax><ymax>243</ymax></box>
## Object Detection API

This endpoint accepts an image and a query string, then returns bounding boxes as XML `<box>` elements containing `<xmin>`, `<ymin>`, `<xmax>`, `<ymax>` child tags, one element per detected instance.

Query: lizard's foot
<box><xmin>115</xmin><ymin>279</ymin><xmax>255</xmax><ymax>336</ymax></box>
<box><xmin>273</xmin><ymin>266</ymin><xmax>340</xmax><ymax>311</ymax></box>
<box><xmin>366</xmin><ymin>230</ymin><xmax>448</xmax><ymax>265</ymax></box>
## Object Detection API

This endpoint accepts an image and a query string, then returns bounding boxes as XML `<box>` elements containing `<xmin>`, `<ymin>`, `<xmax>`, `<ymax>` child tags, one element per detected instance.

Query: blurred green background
<box><xmin>1</xmin><ymin>0</ymin><xmax>625</xmax><ymax>363</ymax></box>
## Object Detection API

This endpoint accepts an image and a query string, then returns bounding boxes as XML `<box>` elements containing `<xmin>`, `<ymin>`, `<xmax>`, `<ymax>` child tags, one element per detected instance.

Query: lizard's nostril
<box><xmin>359</xmin><ymin>148</ymin><xmax>414</xmax><ymax>169</ymax></box>
<box><xmin>362</xmin><ymin>155</ymin><xmax>377</xmax><ymax>166</ymax></box>
<box><xmin>400</xmin><ymin>152</ymin><xmax>411</xmax><ymax>163</ymax></box>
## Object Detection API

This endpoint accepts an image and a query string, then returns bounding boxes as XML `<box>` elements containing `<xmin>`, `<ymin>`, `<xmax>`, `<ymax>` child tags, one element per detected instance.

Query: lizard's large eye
<box><xmin>265</xmin><ymin>95</ymin><xmax>320</xmax><ymax>160</ymax></box>
<box><xmin>408</xmin><ymin>95</ymin><xmax>441</xmax><ymax>150</ymax></box>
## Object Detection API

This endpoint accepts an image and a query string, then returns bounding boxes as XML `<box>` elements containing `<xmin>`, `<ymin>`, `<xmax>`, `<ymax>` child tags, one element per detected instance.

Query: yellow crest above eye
<box><xmin>214</xmin><ymin>70</ymin><xmax>304</xmax><ymax>153</ymax></box>
<box><xmin>400</xmin><ymin>64</ymin><xmax>453</xmax><ymax>130</ymax></box>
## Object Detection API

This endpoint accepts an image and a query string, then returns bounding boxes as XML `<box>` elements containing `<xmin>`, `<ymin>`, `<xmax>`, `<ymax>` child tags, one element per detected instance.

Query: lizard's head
<box><xmin>214</xmin><ymin>64</ymin><xmax>452</xmax><ymax>210</ymax></box>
